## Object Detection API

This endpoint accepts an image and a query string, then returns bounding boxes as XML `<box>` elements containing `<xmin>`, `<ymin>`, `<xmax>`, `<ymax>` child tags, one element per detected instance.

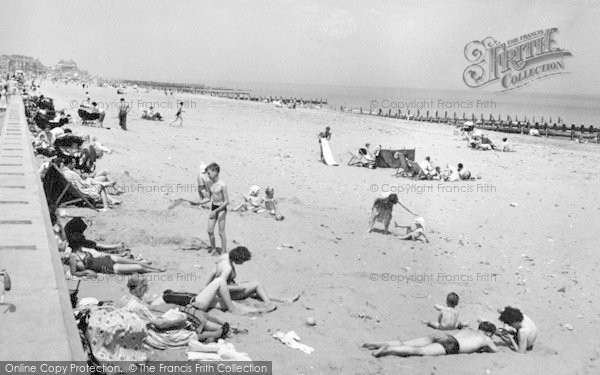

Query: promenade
<box><xmin>0</xmin><ymin>96</ymin><xmax>84</xmax><ymax>360</ymax></box>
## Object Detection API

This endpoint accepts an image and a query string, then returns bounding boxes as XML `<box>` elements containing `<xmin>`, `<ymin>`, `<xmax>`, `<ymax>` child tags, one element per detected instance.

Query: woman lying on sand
<box><xmin>67</xmin><ymin>233</ymin><xmax>165</xmax><ymax>277</ymax></box>
<box><xmin>368</xmin><ymin>193</ymin><xmax>417</xmax><ymax>234</ymax></box>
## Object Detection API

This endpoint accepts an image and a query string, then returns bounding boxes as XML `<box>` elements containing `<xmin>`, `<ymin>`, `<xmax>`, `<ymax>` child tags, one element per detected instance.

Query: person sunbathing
<box><xmin>67</xmin><ymin>233</ymin><xmax>165</xmax><ymax>277</ymax></box>
<box><xmin>123</xmin><ymin>275</ymin><xmax>227</xmax><ymax>343</ymax></box>
<box><xmin>209</xmin><ymin>246</ymin><xmax>298</xmax><ymax>307</ymax></box>
<box><xmin>61</xmin><ymin>156</ymin><xmax>121</xmax><ymax>211</ymax></box>
<box><xmin>364</xmin><ymin>321</ymin><xmax>499</xmax><ymax>357</ymax></box>
<box><xmin>190</xmin><ymin>277</ymin><xmax>274</xmax><ymax>316</ymax></box>
<box><xmin>421</xmin><ymin>292</ymin><xmax>468</xmax><ymax>330</ymax></box>
<box><xmin>395</xmin><ymin>216</ymin><xmax>429</xmax><ymax>242</ymax></box>
<box><xmin>368</xmin><ymin>193</ymin><xmax>416</xmax><ymax>234</ymax></box>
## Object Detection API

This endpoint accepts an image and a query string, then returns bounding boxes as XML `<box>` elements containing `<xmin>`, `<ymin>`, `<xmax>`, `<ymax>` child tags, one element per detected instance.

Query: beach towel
<box><xmin>187</xmin><ymin>339</ymin><xmax>252</xmax><ymax>361</ymax></box>
<box><xmin>320</xmin><ymin>138</ymin><xmax>338</xmax><ymax>166</ymax></box>
<box><xmin>86</xmin><ymin>307</ymin><xmax>148</xmax><ymax>364</ymax></box>
<box><xmin>375</xmin><ymin>149</ymin><xmax>415</xmax><ymax>168</ymax></box>
<box><xmin>273</xmin><ymin>330</ymin><xmax>314</xmax><ymax>355</ymax></box>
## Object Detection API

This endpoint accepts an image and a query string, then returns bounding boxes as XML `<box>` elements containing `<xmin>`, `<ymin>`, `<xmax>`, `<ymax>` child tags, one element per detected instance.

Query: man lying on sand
<box><xmin>368</xmin><ymin>193</ymin><xmax>417</xmax><ymax>234</ymax></box>
<box><xmin>364</xmin><ymin>321</ymin><xmax>499</xmax><ymax>357</ymax></box>
<box><xmin>421</xmin><ymin>292</ymin><xmax>468</xmax><ymax>330</ymax></box>
<box><xmin>497</xmin><ymin>306</ymin><xmax>537</xmax><ymax>353</ymax></box>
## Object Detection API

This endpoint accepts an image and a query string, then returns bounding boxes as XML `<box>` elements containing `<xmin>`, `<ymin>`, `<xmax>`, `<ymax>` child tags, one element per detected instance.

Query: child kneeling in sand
<box><xmin>422</xmin><ymin>292</ymin><xmax>468</xmax><ymax>330</ymax></box>
<box><xmin>395</xmin><ymin>216</ymin><xmax>429</xmax><ymax>243</ymax></box>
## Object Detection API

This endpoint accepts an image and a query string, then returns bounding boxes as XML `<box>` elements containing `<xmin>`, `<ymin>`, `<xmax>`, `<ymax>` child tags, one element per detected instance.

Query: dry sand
<box><xmin>41</xmin><ymin>83</ymin><xmax>600</xmax><ymax>374</ymax></box>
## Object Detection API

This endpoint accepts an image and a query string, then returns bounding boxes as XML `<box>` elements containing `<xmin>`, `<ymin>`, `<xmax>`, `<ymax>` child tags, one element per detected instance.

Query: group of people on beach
<box><xmin>364</xmin><ymin>292</ymin><xmax>538</xmax><ymax>358</ymax></box>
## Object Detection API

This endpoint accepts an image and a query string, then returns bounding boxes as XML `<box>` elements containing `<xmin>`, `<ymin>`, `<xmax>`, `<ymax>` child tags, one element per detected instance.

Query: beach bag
<box><xmin>162</xmin><ymin>289</ymin><xmax>196</xmax><ymax>306</ymax></box>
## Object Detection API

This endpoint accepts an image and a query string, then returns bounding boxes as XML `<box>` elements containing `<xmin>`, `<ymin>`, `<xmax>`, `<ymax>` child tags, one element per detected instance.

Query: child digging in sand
<box><xmin>422</xmin><ymin>292</ymin><xmax>469</xmax><ymax>330</ymax></box>
<box><xmin>395</xmin><ymin>216</ymin><xmax>429</xmax><ymax>242</ymax></box>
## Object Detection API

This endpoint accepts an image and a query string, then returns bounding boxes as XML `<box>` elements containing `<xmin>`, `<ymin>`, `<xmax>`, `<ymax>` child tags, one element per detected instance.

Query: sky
<box><xmin>0</xmin><ymin>0</ymin><xmax>598</xmax><ymax>95</ymax></box>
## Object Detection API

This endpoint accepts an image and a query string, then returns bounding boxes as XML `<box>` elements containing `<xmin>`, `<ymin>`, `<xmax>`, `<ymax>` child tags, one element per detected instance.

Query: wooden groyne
<box><xmin>355</xmin><ymin>107</ymin><xmax>598</xmax><ymax>139</ymax></box>
<box><xmin>120</xmin><ymin>80</ymin><xmax>327</xmax><ymax>105</ymax></box>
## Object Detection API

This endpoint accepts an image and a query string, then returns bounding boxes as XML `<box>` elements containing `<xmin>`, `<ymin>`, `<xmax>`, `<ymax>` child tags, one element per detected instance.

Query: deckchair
<box><xmin>42</xmin><ymin>163</ymin><xmax>98</xmax><ymax>212</ymax></box>
<box><xmin>392</xmin><ymin>153</ymin><xmax>411</xmax><ymax>177</ymax></box>
<box><xmin>406</xmin><ymin>159</ymin><xmax>426</xmax><ymax>179</ymax></box>
<box><xmin>348</xmin><ymin>148</ymin><xmax>375</xmax><ymax>167</ymax></box>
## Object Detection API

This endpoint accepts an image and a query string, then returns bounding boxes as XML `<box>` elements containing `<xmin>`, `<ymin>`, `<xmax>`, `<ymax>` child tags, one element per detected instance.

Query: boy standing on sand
<box><xmin>199</xmin><ymin>163</ymin><xmax>229</xmax><ymax>254</ymax></box>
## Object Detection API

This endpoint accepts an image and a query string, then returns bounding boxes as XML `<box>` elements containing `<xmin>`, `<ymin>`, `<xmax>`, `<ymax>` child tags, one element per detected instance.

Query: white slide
<box><xmin>320</xmin><ymin>138</ymin><xmax>338</xmax><ymax>166</ymax></box>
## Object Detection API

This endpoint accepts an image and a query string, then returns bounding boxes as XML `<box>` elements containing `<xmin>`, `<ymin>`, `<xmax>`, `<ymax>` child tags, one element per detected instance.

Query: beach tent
<box><xmin>375</xmin><ymin>149</ymin><xmax>415</xmax><ymax>168</ymax></box>
<box><xmin>320</xmin><ymin>138</ymin><xmax>338</xmax><ymax>166</ymax></box>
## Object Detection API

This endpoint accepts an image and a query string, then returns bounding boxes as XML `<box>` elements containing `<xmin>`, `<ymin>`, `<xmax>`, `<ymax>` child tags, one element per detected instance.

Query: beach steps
<box><xmin>0</xmin><ymin>96</ymin><xmax>85</xmax><ymax>360</ymax></box>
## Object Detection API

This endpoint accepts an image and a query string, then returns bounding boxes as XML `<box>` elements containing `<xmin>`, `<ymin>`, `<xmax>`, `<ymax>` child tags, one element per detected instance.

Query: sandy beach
<box><xmin>41</xmin><ymin>82</ymin><xmax>600</xmax><ymax>375</ymax></box>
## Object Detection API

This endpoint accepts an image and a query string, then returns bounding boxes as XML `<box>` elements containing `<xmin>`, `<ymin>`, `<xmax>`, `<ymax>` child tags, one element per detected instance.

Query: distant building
<box><xmin>0</xmin><ymin>55</ymin><xmax>9</xmax><ymax>72</ymax></box>
<box><xmin>55</xmin><ymin>59</ymin><xmax>79</xmax><ymax>74</ymax></box>
<box><xmin>0</xmin><ymin>54</ymin><xmax>46</xmax><ymax>74</ymax></box>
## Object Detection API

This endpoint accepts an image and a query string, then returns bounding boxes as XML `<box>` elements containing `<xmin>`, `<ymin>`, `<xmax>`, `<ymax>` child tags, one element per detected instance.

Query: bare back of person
<box><xmin>438</xmin><ymin>307</ymin><xmax>459</xmax><ymax>329</ymax></box>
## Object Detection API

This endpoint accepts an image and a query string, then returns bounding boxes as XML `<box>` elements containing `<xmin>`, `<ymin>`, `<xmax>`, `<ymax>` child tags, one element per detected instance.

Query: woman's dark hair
<box><xmin>499</xmin><ymin>306</ymin><xmax>524</xmax><ymax>324</ymax></box>
<box><xmin>229</xmin><ymin>246</ymin><xmax>251</xmax><ymax>263</ymax></box>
